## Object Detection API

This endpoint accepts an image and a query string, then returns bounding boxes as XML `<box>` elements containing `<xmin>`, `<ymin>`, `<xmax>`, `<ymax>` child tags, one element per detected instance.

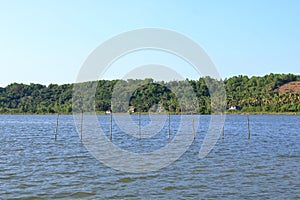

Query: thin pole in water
<box><xmin>247</xmin><ymin>114</ymin><xmax>250</xmax><ymax>140</ymax></box>
<box><xmin>110</xmin><ymin>112</ymin><xmax>112</xmax><ymax>141</ymax></box>
<box><xmin>222</xmin><ymin>125</ymin><xmax>225</xmax><ymax>140</ymax></box>
<box><xmin>192</xmin><ymin>112</ymin><xmax>195</xmax><ymax>140</ymax></box>
<box><xmin>138</xmin><ymin>112</ymin><xmax>141</xmax><ymax>139</ymax></box>
<box><xmin>168</xmin><ymin>113</ymin><xmax>170</xmax><ymax>141</ymax></box>
<box><xmin>80</xmin><ymin>109</ymin><xmax>83</xmax><ymax>141</ymax></box>
<box><xmin>54</xmin><ymin>112</ymin><xmax>59</xmax><ymax>141</ymax></box>
<box><xmin>221</xmin><ymin>113</ymin><xmax>225</xmax><ymax>140</ymax></box>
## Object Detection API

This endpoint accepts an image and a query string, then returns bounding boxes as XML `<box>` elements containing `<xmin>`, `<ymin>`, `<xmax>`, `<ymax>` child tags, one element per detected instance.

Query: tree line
<box><xmin>1</xmin><ymin>73</ymin><xmax>300</xmax><ymax>114</ymax></box>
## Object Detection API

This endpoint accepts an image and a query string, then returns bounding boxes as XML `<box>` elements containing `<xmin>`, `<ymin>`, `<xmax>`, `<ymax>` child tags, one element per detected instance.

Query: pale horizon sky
<box><xmin>0</xmin><ymin>0</ymin><xmax>300</xmax><ymax>87</ymax></box>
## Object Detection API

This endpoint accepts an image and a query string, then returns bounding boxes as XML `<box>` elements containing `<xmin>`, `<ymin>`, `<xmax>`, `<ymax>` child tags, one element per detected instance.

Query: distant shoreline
<box><xmin>1</xmin><ymin>73</ymin><xmax>300</xmax><ymax>115</ymax></box>
<box><xmin>0</xmin><ymin>111</ymin><xmax>299</xmax><ymax>115</ymax></box>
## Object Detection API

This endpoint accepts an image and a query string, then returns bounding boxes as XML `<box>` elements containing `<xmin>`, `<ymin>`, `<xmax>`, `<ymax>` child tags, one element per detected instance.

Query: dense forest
<box><xmin>1</xmin><ymin>73</ymin><xmax>300</xmax><ymax>114</ymax></box>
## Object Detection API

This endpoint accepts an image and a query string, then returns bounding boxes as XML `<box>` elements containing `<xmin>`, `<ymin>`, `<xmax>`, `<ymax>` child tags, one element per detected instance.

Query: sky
<box><xmin>0</xmin><ymin>0</ymin><xmax>300</xmax><ymax>86</ymax></box>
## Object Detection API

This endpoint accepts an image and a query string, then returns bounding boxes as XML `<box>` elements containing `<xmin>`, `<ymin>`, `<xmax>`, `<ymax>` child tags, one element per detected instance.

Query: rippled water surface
<box><xmin>0</xmin><ymin>114</ymin><xmax>299</xmax><ymax>199</ymax></box>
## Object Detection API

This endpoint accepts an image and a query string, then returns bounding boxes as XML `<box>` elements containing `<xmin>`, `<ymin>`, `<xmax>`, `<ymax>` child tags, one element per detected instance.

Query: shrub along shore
<box><xmin>1</xmin><ymin>73</ymin><xmax>300</xmax><ymax>114</ymax></box>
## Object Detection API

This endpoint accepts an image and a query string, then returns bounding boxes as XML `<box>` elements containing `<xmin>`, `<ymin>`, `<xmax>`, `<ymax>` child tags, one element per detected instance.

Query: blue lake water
<box><xmin>0</xmin><ymin>114</ymin><xmax>299</xmax><ymax>199</ymax></box>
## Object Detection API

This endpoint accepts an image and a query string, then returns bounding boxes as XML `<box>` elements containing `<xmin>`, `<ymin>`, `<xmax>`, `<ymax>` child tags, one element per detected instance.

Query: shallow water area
<box><xmin>0</xmin><ymin>114</ymin><xmax>299</xmax><ymax>199</ymax></box>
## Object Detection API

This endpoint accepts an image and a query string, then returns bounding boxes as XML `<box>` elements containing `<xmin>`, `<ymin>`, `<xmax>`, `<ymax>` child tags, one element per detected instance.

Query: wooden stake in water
<box><xmin>222</xmin><ymin>124</ymin><xmax>225</xmax><ymax>140</ymax></box>
<box><xmin>54</xmin><ymin>112</ymin><xmax>59</xmax><ymax>141</ymax></box>
<box><xmin>80</xmin><ymin>109</ymin><xmax>83</xmax><ymax>141</ymax></box>
<box><xmin>192</xmin><ymin>112</ymin><xmax>195</xmax><ymax>140</ymax></box>
<box><xmin>138</xmin><ymin>112</ymin><xmax>141</xmax><ymax>139</ymax></box>
<box><xmin>247</xmin><ymin>114</ymin><xmax>250</xmax><ymax>140</ymax></box>
<box><xmin>110</xmin><ymin>112</ymin><xmax>112</xmax><ymax>141</ymax></box>
<box><xmin>168</xmin><ymin>113</ymin><xmax>170</xmax><ymax>140</ymax></box>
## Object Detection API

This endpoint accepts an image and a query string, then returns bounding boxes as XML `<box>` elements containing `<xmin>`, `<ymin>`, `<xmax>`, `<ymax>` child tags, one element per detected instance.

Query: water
<box><xmin>0</xmin><ymin>114</ymin><xmax>299</xmax><ymax>199</ymax></box>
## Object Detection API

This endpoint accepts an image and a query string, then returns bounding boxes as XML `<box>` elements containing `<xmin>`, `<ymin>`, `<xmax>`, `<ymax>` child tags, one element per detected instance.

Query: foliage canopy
<box><xmin>1</xmin><ymin>73</ymin><xmax>300</xmax><ymax>114</ymax></box>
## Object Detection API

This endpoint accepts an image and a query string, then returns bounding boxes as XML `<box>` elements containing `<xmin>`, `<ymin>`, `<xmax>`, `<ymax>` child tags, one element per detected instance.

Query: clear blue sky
<box><xmin>0</xmin><ymin>0</ymin><xmax>299</xmax><ymax>86</ymax></box>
